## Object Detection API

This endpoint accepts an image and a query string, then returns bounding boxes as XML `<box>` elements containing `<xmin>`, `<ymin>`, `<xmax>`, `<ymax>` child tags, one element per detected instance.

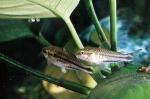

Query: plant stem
<box><xmin>0</xmin><ymin>52</ymin><xmax>91</xmax><ymax>95</ymax></box>
<box><xmin>63</xmin><ymin>18</ymin><xmax>84</xmax><ymax>49</ymax></box>
<box><xmin>34</xmin><ymin>32</ymin><xmax>51</xmax><ymax>47</ymax></box>
<box><xmin>91</xmin><ymin>66</ymin><xmax>104</xmax><ymax>83</ymax></box>
<box><xmin>84</xmin><ymin>0</ymin><xmax>110</xmax><ymax>48</ymax></box>
<box><xmin>109</xmin><ymin>0</ymin><xmax>117</xmax><ymax>51</ymax></box>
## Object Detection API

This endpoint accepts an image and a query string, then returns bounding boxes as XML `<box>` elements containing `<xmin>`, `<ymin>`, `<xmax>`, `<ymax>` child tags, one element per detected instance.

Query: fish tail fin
<box><xmin>124</xmin><ymin>49</ymin><xmax>142</xmax><ymax>62</ymax></box>
<box><xmin>127</xmin><ymin>49</ymin><xmax>142</xmax><ymax>56</ymax></box>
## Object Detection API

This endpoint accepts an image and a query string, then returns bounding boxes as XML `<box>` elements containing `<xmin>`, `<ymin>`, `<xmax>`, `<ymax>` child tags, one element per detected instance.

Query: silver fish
<box><xmin>75</xmin><ymin>47</ymin><xmax>138</xmax><ymax>65</ymax></box>
<box><xmin>42</xmin><ymin>46</ymin><xmax>93</xmax><ymax>74</ymax></box>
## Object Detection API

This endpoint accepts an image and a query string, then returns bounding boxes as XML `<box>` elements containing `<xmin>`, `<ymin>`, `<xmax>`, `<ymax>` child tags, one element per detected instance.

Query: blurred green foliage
<box><xmin>88</xmin><ymin>65</ymin><xmax>150</xmax><ymax>99</ymax></box>
<box><xmin>0</xmin><ymin>20</ymin><xmax>33</xmax><ymax>42</ymax></box>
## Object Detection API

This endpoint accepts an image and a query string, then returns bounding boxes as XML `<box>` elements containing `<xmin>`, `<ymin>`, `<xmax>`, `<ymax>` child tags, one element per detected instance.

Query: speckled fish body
<box><xmin>75</xmin><ymin>47</ymin><xmax>133</xmax><ymax>65</ymax></box>
<box><xmin>42</xmin><ymin>46</ymin><xmax>92</xmax><ymax>74</ymax></box>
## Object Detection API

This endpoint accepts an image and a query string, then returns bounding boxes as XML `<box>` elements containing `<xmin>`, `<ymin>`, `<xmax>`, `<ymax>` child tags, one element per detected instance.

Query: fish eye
<box><xmin>81</xmin><ymin>51</ymin><xmax>84</xmax><ymax>54</ymax></box>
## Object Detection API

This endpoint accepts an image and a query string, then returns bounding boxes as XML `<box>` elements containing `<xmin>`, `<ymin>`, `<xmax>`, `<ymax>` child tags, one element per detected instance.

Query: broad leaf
<box><xmin>0</xmin><ymin>0</ymin><xmax>80</xmax><ymax>19</ymax></box>
<box><xmin>0</xmin><ymin>19</ymin><xmax>33</xmax><ymax>42</ymax></box>
<box><xmin>88</xmin><ymin>69</ymin><xmax>150</xmax><ymax>99</ymax></box>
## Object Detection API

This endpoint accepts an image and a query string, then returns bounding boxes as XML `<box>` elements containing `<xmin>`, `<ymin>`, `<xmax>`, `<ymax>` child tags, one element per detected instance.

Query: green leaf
<box><xmin>109</xmin><ymin>0</ymin><xmax>117</xmax><ymax>51</ymax></box>
<box><xmin>88</xmin><ymin>72</ymin><xmax>150</xmax><ymax>99</ymax></box>
<box><xmin>0</xmin><ymin>0</ymin><xmax>80</xmax><ymax>19</ymax></box>
<box><xmin>84</xmin><ymin>0</ymin><xmax>110</xmax><ymax>48</ymax></box>
<box><xmin>111</xmin><ymin>64</ymin><xmax>141</xmax><ymax>76</ymax></box>
<box><xmin>0</xmin><ymin>19</ymin><xmax>33</xmax><ymax>42</ymax></box>
<box><xmin>0</xmin><ymin>0</ymin><xmax>84</xmax><ymax>50</ymax></box>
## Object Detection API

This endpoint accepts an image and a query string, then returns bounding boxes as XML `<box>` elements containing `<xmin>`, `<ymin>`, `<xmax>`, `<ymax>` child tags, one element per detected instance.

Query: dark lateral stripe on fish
<box><xmin>48</xmin><ymin>51</ymin><xmax>93</xmax><ymax>73</ymax></box>
<box><xmin>102</xmin><ymin>54</ymin><xmax>133</xmax><ymax>60</ymax></box>
<box><xmin>43</xmin><ymin>47</ymin><xmax>93</xmax><ymax>73</ymax></box>
<box><xmin>65</xmin><ymin>64</ymin><xmax>93</xmax><ymax>74</ymax></box>
<box><xmin>102</xmin><ymin>55</ymin><xmax>133</xmax><ymax>62</ymax></box>
<box><xmin>98</xmin><ymin>53</ymin><xmax>132</xmax><ymax>59</ymax></box>
<box><xmin>55</xmin><ymin>56</ymin><xmax>93</xmax><ymax>74</ymax></box>
<box><xmin>85</xmin><ymin>47</ymin><xmax>133</xmax><ymax>58</ymax></box>
<box><xmin>103</xmin><ymin>59</ymin><xmax>132</xmax><ymax>62</ymax></box>
<box><xmin>48</xmin><ymin>49</ymin><xmax>90</xmax><ymax>68</ymax></box>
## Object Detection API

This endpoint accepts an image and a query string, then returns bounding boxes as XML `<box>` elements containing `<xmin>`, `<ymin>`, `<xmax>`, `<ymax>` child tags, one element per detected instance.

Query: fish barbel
<box><xmin>75</xmin><ymin>47</ymin><xmax>136</xmax><ymax>65</ymax></box>
<box><xmin>42</xmin><ymin>46</ymin><xmax>93</xmax><ymax>74</ymax></box>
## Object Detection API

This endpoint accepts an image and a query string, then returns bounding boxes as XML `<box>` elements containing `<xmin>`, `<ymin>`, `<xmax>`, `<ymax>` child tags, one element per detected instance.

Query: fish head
<box><xmin>42</xmin><ymin>47</ymin><xmax>56</xmax><ymax>58</ymax></box>
<box><xmin>75</xmin><ymin>48</ymin><xmax>96</xmax><ymax>62</ymax></box>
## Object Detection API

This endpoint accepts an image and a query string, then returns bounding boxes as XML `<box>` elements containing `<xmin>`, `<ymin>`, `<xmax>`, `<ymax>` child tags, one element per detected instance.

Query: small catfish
<box><xmin>42</xmin><ymin>46</ymin><xmax>93</xmax><ymax>74</ymax></box>
<box><xmin>75</xmin><ymin>47</ymin><xmax>140</xmax><ymax>65</ymax></box>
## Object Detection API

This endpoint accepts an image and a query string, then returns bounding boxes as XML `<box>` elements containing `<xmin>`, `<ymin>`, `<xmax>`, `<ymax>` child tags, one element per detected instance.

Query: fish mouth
<box><xmin>76</xmin><ymin>55</ymin><xmax>90</xmax><ymax>64</ymax></box>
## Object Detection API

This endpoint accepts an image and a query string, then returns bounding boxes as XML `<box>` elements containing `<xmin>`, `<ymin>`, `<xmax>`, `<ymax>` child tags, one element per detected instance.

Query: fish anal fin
<box><xmin>61</xmin><ymin>67</ymin><xmax>67</xmax><ymax>73</ymax></box>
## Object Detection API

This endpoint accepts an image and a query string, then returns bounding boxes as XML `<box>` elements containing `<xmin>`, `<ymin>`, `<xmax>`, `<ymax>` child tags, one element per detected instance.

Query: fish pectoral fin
<box><xmin>61</xmin><ymin>67</ymin><xmax>67</xmax><ymax>73</ymax></box>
